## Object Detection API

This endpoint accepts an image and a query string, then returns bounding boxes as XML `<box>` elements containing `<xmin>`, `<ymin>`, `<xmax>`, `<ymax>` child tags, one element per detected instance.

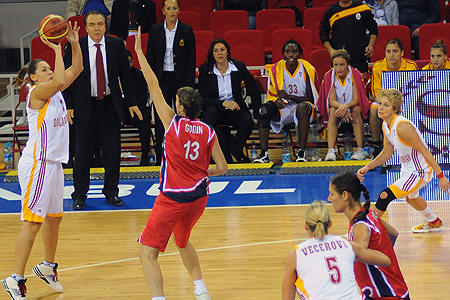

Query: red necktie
<box><xmin>95</xmin><ymin>44</ymin><xmax>106</xmax><ymax>99</ymax></box>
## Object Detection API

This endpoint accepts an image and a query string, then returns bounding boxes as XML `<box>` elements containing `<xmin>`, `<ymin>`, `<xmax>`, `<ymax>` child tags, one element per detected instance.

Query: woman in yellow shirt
<box><xmin>422</xmin><ymin>40</ymin><xmax>450</xmax><ymax>70</ymax></box>
<box><xmin>370</xmin><ymin>38</ymin><xmax>418</xmax><ymax>156</ymax></box>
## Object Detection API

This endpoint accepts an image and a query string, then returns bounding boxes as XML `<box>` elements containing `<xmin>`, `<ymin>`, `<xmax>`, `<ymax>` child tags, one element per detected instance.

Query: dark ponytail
<box><xmin>330</xmin><ymin>172</ymin><xmax>371</xmax><ymax>225</ymax></box>
<box><xmin>352</xmin><ymin>184</ymin><xmax>371</xmax><ymax>224</ymax></box>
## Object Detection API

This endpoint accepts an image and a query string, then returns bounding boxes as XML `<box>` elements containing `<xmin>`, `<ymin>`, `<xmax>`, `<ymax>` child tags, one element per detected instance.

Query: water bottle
<box><xmin>149</xmin><ymin>150</ymin><xmax>156</xmax><ymax>165</ymax></box>
<box><xmin>250</xmin><ymin>141</ymin><xmax>258</xmax><ymax>162</ymax></box>
<box><xmin>344</xmin><ymin>135</ymin><xmax>352</xmax><ymax>161</ymax></box>
<box><xmin>4</xmin><ymin>142</ymin><xmax>13</xmax><ymax>169</ymax></box>
<box><xmin>281</xmin><ymin>132</ymin><xmax>291</xmax><ymax>163</ymax></box>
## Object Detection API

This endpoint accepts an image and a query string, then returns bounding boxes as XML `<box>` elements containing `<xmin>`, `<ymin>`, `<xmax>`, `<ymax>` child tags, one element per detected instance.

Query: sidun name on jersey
<box><xmin>185</xmin><ymin>124</ymin><xmax>203</xmax><ymax>134</ymax></box>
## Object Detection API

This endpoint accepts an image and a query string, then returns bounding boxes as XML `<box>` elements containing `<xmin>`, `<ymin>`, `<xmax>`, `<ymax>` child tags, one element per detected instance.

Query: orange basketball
<box><xmin>39</xmin><ymin>14</ymin><xmax>69</xmax><ymax>44</ymax></box>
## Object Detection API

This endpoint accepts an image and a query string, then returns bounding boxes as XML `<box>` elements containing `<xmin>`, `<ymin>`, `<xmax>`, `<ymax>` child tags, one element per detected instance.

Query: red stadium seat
<box><xmin>125</xmin><ymin>33</ymin><xmax>149</xmax><ymax>69</ymax></box>
<box><xmin>31</xmin><ymin>36</ymin><xmax>65</xmax><ymax>71</ymax></box>
<box><xmin>256</xmin><ymin>9</ymin><xmax>296</xmax><ymax>54</ymax></box>
<box><xmin>67</xmin><ymin>15</ymin><xmax>87</xmax><ymax>37</ymax></box>
<box><xmin>271</xmin><ymin>28</ymin><xmax>313</xmax><ymax>62</ymax></box>
<box><xmin>310</xmin><ymin>48</ymin><xmax>331</xmax><ymax>83</ymax></box>
<box><xmin>178</xmin><ymin>10</ymin><xmax>201</xmax><ymax>31</ymax></box>
<box><xmin>372</xmin><ymin>25</ymin><xmax>411</xmax><ymax>62</ymax></box>
<box><xmin>154</xmin><ymin>0</ymin><xmax>164</xmax><ymax>23</ymax></box>
<box><xmin>440</xmin><ymin>0</ymin><xmax>446</xmax><ymax>22</ymax></box>
<box><xmin>209</xmin><ymin>10</ymin><xmax>249</xmax><ymax>39</ymax></box>
<box><xmin>312</xmin><ymin>0</ymin><xmax>335</xmax><ymax>8</ymax></box>
<box><xmin>303</xmin><ymin>7</ymin><xmax>328</xmax><ymax>50</ymax></box>
<box><xmin>419</xmin><ymin>23</ymin><xmax>450</xmax><ymax>60</ymax></box>
<box><xmin>224</xmin><ymin>30</ymin><xmax>265</xmax><ymax>73</ymax></box>
<box><xmin>180</xmin><ymin>0</ymin><xmax>215</xmax><ymax>30</ymax></box>
<box><xmin>194</xmin><ymin>30</ymin><xmax>215</xmax><ymax>68</ymax></box>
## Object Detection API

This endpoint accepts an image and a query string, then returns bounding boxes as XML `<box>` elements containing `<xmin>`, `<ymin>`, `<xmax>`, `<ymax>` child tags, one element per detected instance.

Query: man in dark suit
<box><xmin>146</xmin><ymin>0</ymin><xmax>196</xmax><ymax>165</ymax></box>
<box><xmin>109</xmin><ymin>0</ymin><xmax>156</xmax><ymax>40</ymax></box>
<box><xmin>63</xmin><ymin>10</ymin><xmax>142</xmax><ymax>210</ymax></box>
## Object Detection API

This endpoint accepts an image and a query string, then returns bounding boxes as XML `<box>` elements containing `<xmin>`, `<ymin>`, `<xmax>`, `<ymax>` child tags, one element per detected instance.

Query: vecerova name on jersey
<box><xmin>301</xmin><ymin>240</ymin><xmax>349</xmax><ymax>256</ymax></box>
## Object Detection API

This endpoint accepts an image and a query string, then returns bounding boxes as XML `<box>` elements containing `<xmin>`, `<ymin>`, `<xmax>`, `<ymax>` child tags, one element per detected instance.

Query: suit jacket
<box><xmin>63</xmin><ymin>35</ymin><xmax>137</xmax><ymax>124</ymax></box>
<box><xmin>109</xmin><ymin>0</ymin><xmax>156</xmax><ymax>40</ymax></box>
<box><xmin>198</xmin><ymin>59</ymin><xmax>262</xmax><ymax>118</ymax></box>
<box><xmin>146</xmin><ymin>21</ymin><xmax>196</xmax><ymax>87</ymax></box>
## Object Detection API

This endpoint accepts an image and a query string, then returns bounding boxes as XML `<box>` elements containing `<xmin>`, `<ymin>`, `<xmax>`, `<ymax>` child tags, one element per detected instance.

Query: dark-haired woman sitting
<box><xmin>199</xmin><ymin>39</ymin><xmax>262</xmax><ymax>163</ymax></box>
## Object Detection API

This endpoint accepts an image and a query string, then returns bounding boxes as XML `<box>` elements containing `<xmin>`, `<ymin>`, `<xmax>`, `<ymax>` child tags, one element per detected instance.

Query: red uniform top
<box><xmin>348</xmin><ymin>209</ymin><xmax>409</xmax><ymax>299</ymax></box>
<box><xmin>159</xmin><ymin>115</ymin><xmax>216</xmax><ymax>203</ymax></box>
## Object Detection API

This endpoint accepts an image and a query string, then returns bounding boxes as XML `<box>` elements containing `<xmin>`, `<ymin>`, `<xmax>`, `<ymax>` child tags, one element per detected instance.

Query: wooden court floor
<box><xmin>0</xmin><ymin>201</ymin><xmax>449</xmax><ymax>299</ymax></box>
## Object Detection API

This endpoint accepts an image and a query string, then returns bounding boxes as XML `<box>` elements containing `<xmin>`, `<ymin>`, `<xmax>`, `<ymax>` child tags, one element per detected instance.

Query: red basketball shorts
<box><xmin>138</xmin><ymin>192</ymin><xmax>208</xmax><ymax>252</ymax></box>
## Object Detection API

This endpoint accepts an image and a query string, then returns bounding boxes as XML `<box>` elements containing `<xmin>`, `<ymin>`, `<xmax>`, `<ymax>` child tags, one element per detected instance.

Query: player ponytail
<box><xmin>305</xmin><ymin>200</ymin><xmax>330</xmax><ymax>241</ymax></box>
<box><xmin>12</xmin><ymin>67</ymin><xmax>30</xmax><ymax>89</ymax></box>
<box><xmin>177</xmin><ymin>87</ymin><xmax>203</xmax><ymax>119</ymax></box>
<box><xmin>330</xmin><ymin>172</ymin><xmax>371</xmax><ymax>225</ymax></box>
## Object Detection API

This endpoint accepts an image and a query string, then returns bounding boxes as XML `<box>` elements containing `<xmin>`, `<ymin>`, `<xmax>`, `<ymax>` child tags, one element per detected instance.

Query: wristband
<box><xmin>437</xmin><ymin>172</ymin><xmax>444</xmax><ymax>179</ymax></box>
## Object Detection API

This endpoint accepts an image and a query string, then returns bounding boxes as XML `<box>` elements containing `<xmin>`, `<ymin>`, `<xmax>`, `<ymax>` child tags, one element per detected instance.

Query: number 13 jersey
<box><xmin>160</xmin><ymin>115</ymin><xmax>216</xmax><ymax>203</ymax></box>
<box><xmin>295</xmin><ymin>235</ymin><xmax>361</xmax><ymax>300</ymax></box>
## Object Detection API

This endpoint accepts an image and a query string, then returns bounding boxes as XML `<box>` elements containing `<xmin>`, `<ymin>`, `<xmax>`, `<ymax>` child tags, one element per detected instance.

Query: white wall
<box><xmin>0</xmin><ymin>1</ymin><xmax>67</xmax><ymax>48</ymax></box>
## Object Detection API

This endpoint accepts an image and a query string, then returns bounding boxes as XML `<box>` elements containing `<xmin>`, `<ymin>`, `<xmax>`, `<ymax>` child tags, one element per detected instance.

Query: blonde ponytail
<box><xmin>305</xmin><ymin>200</ymin><xmax>330</xmax><ymax>241</ymax></box>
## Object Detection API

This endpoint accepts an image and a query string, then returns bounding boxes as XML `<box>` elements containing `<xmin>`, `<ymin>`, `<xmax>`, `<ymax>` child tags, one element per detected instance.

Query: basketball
<box><xmin>39</xmin><ymin>14</ymin><xmax>69</xmax><ymax>44</ymax></box>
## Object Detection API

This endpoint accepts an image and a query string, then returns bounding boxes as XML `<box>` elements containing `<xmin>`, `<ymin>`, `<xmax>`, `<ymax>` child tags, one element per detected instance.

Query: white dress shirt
<box><xmin>163</xmin><ymin>20</ymin><xmax>178</xmax><ymax>72</ymax></box>
<box><xmin>88</xmin><ymin>35</ymin><xmax>111</xmax><ymax>97</ymax></box>
<box><xmin>213</xmin><ymin>61</ymin><xmax>238</xmax><ymax>101</ymax></box>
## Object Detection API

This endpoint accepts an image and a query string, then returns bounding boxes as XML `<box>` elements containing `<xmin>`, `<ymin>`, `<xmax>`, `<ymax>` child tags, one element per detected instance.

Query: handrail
<box><xmin>19</xmin><ymin>28</ymin><xmax>39</xmax><ymax>67</ymax></box>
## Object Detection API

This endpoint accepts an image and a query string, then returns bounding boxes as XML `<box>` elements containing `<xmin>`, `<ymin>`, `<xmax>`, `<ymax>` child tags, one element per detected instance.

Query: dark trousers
<box><xmin>71</xmin><ymin>96</ymin><xmax>121</xmax><ymax>201</ymax></box>
<box><xmin>202</xmin><ymin>105</ymin><xmax>252</xmax><ymax>163</ymax></box>
<box><xmin>154</xmin><ymin>71</ymin><xmax>186</xmax><ymax>165</ymax></box>
<box><xmin>124</xmin><ymin>104</ymin><xmax>152</xmax><ymax>154</ymax></box>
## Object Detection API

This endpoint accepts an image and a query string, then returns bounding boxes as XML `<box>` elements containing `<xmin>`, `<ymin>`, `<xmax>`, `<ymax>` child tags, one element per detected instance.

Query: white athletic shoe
<box><xmin>325</xmin><ymin>149</ymin><xmax>337</xmax><ymax>161</ymax></box>
<box><xmin>196</xmin><ymin>292</ymin><xmax>211</xmax><ymax>300</ymax></box>
<box><xmin>1</xmin><ymin>276</ymin><xmax>27</xmax><ymax>300</ymax></box>
<box><xmin>32</xmin><ymin>263</ymin><xmax>63</xmax><ymax>292</ymax></box>
<box><xmin>351</xmin><ymin>148</ymin><xmax>366</xmax><ymax>160</ymax></box>
<box><xmin>411</xmin><ymin>218</ymin><xmax>444</xmax><ymax>233</ymax></box>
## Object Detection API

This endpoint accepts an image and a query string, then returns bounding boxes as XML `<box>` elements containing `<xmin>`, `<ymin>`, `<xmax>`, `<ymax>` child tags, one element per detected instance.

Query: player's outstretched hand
<box><xmin>438</xmin><ymin>175</ymin><xmax>450</xmax><ymax>194</ymax></box>
<box><xmin>357</xmin><ymin>167</ymin><xmax>369</xmax><ymax>182</ymax></box>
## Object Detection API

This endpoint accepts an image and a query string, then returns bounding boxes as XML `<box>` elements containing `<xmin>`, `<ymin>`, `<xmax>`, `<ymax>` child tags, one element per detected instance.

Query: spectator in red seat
<box><xmin>370</xmin><ymin>38</ymin><xmax>417</xmax><ymax>156</ymax></box>
<box><xmin>199</xmin><ymin>39</ymin><xmax>262</xmax><ymax>163</ymax></box>
<box><xmin>319</xmin><ymin>0</ymin><xmax>378</xmax><ymax>73</ymax></box>
<box><xmin>363</xmin><ymin>0</ymin><xmax>399</xmax><ymax>25</ymax></box>
<box><xmin>317</xmin><ymin>50</ymin><xmax>370</xmax><ymax>161</ymax></box>
<box><xmin>110</xmin><ymin>0</ymin><xmax>156</xmax><ymax>40</ymax></box>
<box><xmin>254</xmin><ymin>39</ymin><xmax>319</xmax><ymax>164</ymax></box>
<box><xmin>397</xmin><ymin>0</ymin><xmax>440</xmax><ymax>59</ymax></box>
<box><xmin>422</xmin><ymin>40</ymin><xmax>450</xmax><ymax>70</ymax></box>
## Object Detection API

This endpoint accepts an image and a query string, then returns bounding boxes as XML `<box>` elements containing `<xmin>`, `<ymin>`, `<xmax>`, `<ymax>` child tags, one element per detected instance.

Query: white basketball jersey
<box><xmin>295</xmin><ymin>235</ymin><xmax>361</xmax><ymax>300</ymax></box>
<box><xmin>282</xmin><ymin>61</ymin><xmax>307</xmax><ymax>100</ymax></box>
<box><xmin>383</xmin><ymin>114</ymin><xmax>431</xmax><ymax>176</ymax></box>
<box><xmin>22</xmin><ymin>87</ymin><xmax>69</xmax><ymax>163</ymax></box>
<box><xmin>333</xmin><ymin>67</ymin><xmax>353</xmax><ymax>105</ymax></box>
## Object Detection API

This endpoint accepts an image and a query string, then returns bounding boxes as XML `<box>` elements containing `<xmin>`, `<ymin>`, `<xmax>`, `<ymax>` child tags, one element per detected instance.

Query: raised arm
<box><xmin>134</xmin><ymin>27</ymin><xmax>174</xmax><ymax>130</ymax></box>
<box><xmin>30</xmin><ymin>37</ymin><xmax>65</xmax><ymax>108</ymax></box>
<box><xmin>62</xmin><ymin>21</ymin><xmax>83</xmax><ymax>91</ymax></box>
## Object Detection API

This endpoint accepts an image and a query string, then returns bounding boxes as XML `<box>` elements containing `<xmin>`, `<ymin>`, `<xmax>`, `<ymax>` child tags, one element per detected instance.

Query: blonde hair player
<box><xmin>134</xmin><ymin>27</ymin><xmax>227</xmax><ymax>300</ymax></box>
<box><xmin>357</xmin><ymin>88</ymin><xmax>450</xmax><ymax>233</ymax></box>
<box><xmin>1</xmin><ymin>22</ymin><xmax>83</xmax><ymax>300</ymax></box>
<box><xmin>282</xmin><ymin>200</ymin><xmax>391</xmax><ymax>300</ymax></box>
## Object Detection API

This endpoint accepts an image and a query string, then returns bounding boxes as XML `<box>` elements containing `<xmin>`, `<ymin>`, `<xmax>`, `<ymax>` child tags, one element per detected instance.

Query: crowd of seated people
<box><xmin>23</xmin><ymin>0</ymin><xmax>450</xmax><ymax>166</ymax></box>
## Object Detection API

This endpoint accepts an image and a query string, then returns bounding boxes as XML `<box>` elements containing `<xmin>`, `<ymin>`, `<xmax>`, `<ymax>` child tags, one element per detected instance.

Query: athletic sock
<box><xmin>194</xmin><ymin>279</ymin><xmax>208</xmax><ymax>295</ymax></box>
<box><xmin>42</xmin><ymin>260</ymin><xmax>56</xmax><ymax>268</ymax></box>
<box><xmin>11</xmin><ymin>273</ymin><xmax>24</xmax><ymax>282</ymax></box>
<box><xmin>418</xmin><ymin>207</ymin><xmax>438</xmax><ymax>222</ymax></box>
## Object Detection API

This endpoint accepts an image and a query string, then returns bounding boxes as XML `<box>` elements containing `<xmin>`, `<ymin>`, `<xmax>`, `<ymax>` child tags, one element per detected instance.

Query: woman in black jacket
<box><xmin>199</xmin><ymin>39</ymin><xmax>262</xmax><ymax>163</ymax></box>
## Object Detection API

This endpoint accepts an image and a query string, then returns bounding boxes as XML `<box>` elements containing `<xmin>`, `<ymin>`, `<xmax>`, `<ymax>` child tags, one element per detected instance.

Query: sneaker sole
<box><xmin>411</xmin><ymin>226</ymin><xmax>445</xmax><ymax>233</ymax></box>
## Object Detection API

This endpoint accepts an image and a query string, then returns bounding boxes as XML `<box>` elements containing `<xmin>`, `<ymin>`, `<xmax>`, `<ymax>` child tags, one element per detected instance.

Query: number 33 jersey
<box><xmin>159</xmin><ymin>115</ymin><xmax>216</xmax><ymax>203</ymax></box>
<box><xmin>295</xmin><ymin>235</ymin><xmax>361</xmax><ymax>300</ymax></box>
